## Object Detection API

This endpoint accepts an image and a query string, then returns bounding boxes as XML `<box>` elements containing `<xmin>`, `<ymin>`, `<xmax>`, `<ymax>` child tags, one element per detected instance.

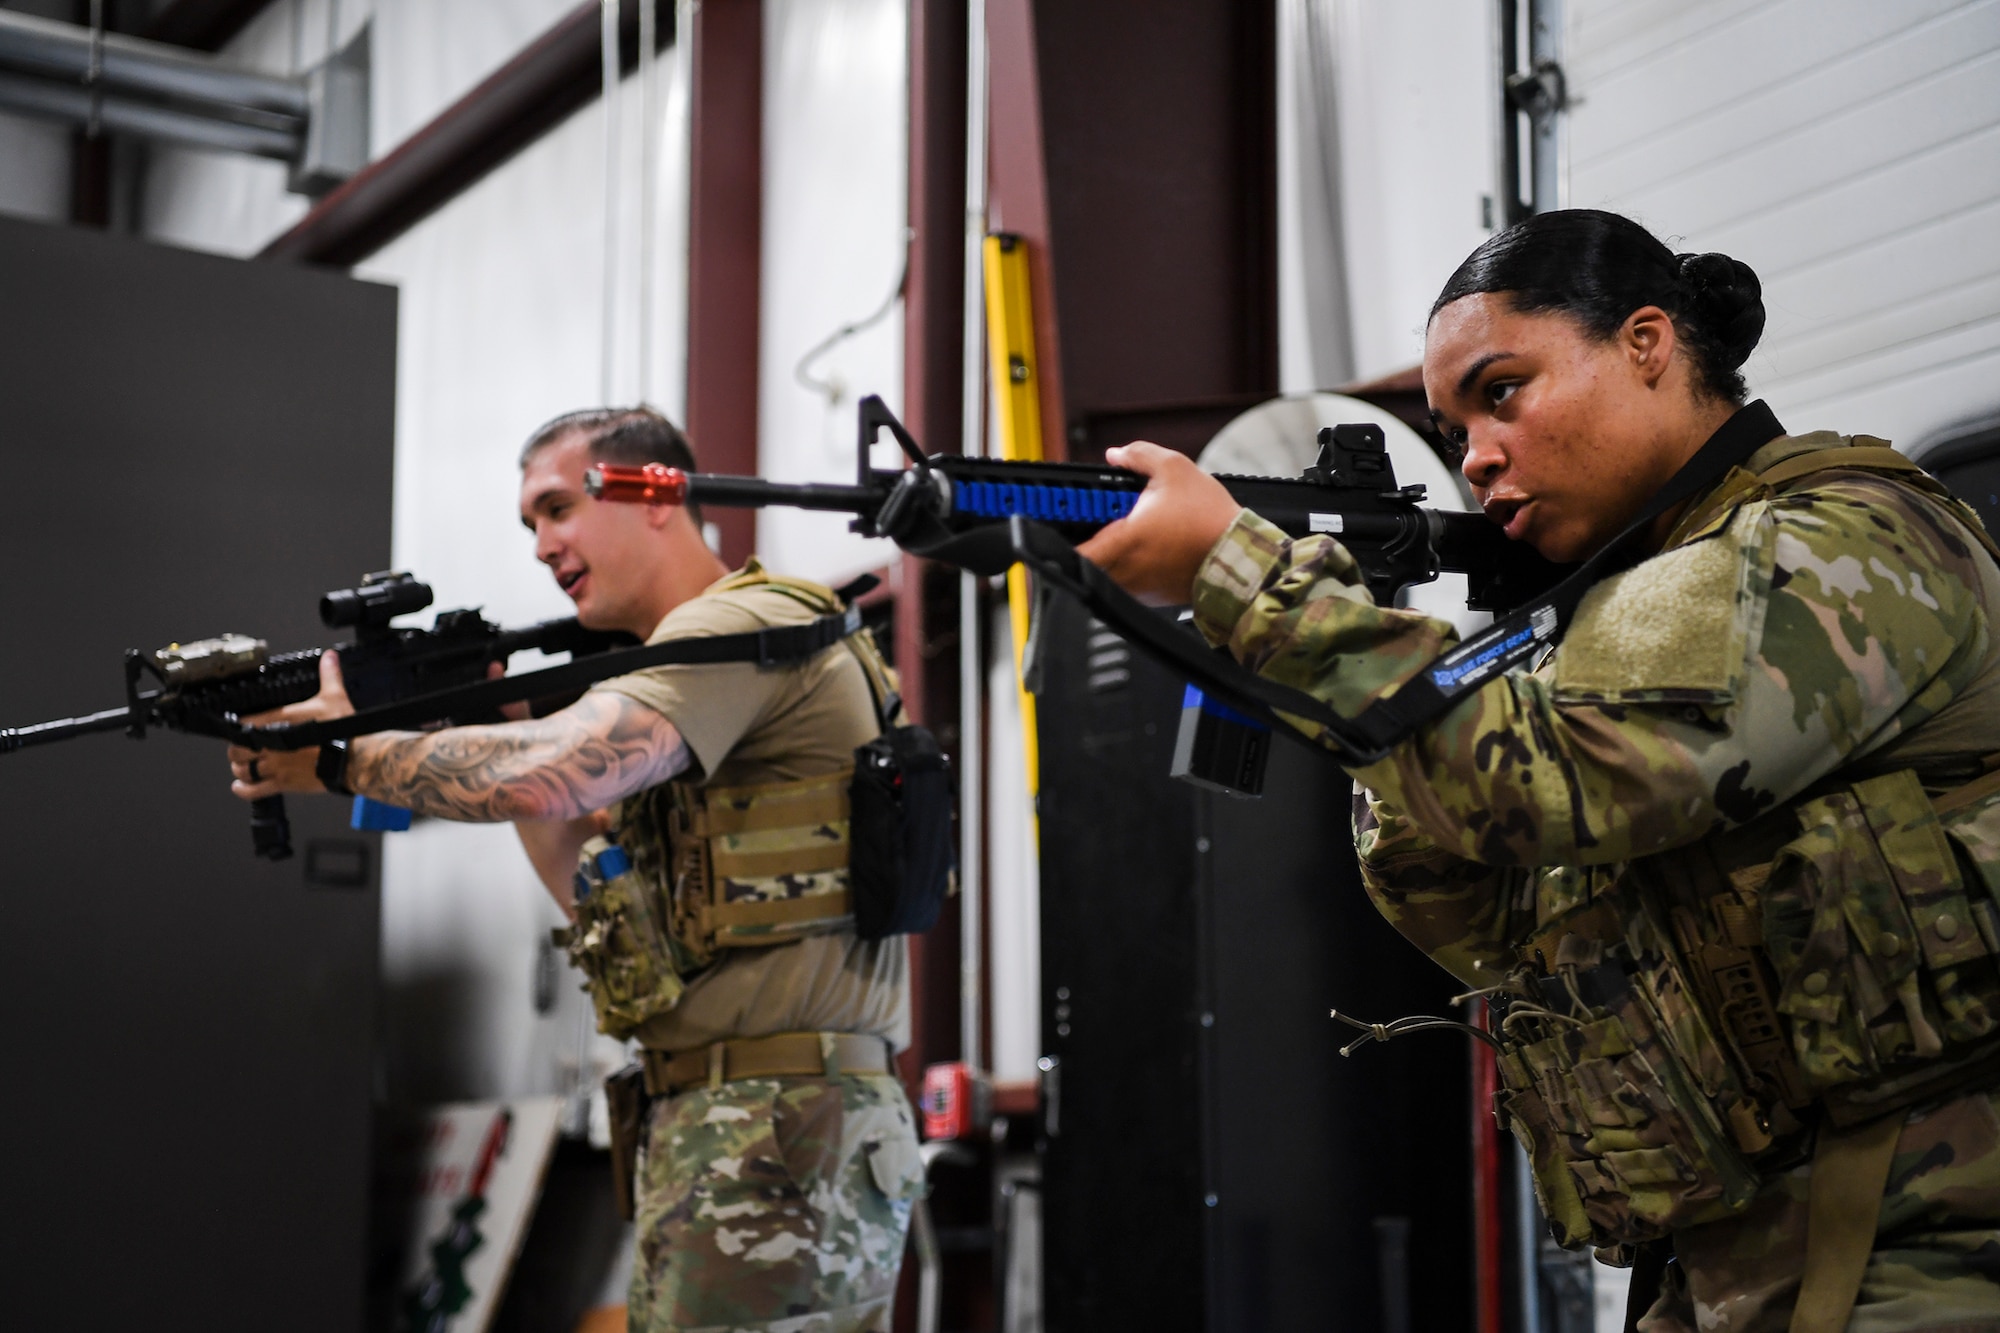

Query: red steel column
<box><xmin>982</xmin><ymin>0</ymin><xmax>1066</xmax><ymax>460</ymax></box>
<box><xmin>685</xmin><ymin>0</ymin><xmax>763</xmax><ymax>568</ymax></box>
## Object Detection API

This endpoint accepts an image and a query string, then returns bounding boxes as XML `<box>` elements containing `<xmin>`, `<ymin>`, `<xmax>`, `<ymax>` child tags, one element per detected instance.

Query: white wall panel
<box><xmin>1322</xmin><ymin>0</ymin><xmax>1497</xmax><ymax>381</ymax></box>
<box><xmin>373</xmin><ymin>0</ymin><xmax>580</xmax><ymax>149</ymax></box>
<box><xmin>754</xmin><ymin>0</ymin><xmax>907</xmax><ymax>585</ymax></box>
<box><xmin>986</xmin><ymin>609</ymin><xmax>1040</xmax><ymax>1083</ymax></box>
<box><xmin>1565</xmin><ymin>0</ymin><xmax>2000</xmax><ymax>448</ymax></box>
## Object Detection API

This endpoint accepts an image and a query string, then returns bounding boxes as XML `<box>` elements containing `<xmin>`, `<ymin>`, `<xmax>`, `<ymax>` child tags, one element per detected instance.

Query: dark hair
<box><xmin>1430</xmin><ymin>209</ymin><xmax>1765</xmax><ymax>403</ymax></box>
<box><xmin>519</xmin><ymin>406</ymin><xmax>703</xmax><ymax>526</ymax></box>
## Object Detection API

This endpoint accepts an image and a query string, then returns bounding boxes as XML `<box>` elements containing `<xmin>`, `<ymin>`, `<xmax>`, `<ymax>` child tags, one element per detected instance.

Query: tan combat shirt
<box><xmin>589</xmin><ymin>559</ymin><xmax>910</xmax><ymax>1053</ymax></box>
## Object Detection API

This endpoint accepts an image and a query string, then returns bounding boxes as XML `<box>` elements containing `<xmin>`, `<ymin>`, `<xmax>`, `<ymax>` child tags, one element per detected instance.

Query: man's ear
<box><xmin>1623</xmin><ymin>305</ymin><xmax>1678</xmax><ymax>389</ymax></box>
<box><xmin>642</xmin><ymin>496</ymin><xmax>680</xmax><ymax>531</ymax></box>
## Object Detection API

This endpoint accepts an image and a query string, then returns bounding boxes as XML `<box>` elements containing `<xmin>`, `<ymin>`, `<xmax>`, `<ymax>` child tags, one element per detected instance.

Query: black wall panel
<box><xmin>0</xmin><ymin>216</ymin><xmax>395</xmax><ymax>1330</ymax></box>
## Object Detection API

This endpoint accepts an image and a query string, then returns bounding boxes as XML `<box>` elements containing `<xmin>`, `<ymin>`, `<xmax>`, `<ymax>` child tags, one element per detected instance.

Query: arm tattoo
<box><xmin>345</xmin><ymin>692</ymin><xmax>691</xmax><ymax>822</ymax></box>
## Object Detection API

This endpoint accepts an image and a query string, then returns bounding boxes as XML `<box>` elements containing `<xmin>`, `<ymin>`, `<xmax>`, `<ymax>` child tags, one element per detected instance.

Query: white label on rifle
<box><xmin>1309</xmin><ymin>513</ymin><xmax>1344</xmax><ymax>534</ymax></box>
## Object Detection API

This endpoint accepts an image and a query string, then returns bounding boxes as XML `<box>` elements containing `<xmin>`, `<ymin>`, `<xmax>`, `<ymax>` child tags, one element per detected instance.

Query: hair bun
<box><xmin>1675</xmin><ymin>251</ymin><xmax>1765</xmax><ymax>369</ymax></box>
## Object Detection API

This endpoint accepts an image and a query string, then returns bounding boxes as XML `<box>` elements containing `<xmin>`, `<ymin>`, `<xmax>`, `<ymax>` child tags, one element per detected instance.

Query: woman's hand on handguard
<box><xmin>1076</xmin><ymin>442</ymin><xmax>1243</xmax><ymax>604</ymax></box>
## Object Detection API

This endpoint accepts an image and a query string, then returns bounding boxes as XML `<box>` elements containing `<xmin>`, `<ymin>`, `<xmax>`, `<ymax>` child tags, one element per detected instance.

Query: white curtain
<box><xmin>1277</xmin><ymin>0</ymin><xmax>1355</xmax><ymax>392</ymax></box>
<box><xmin>755</xmin><ymin>0</ymin><xmax>909</xmax><ymax>584</ymax></box>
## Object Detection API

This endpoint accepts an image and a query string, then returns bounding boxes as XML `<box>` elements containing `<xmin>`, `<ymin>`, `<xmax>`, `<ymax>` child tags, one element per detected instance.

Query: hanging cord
<box><xmin>84</xmin><ymin>0</ymin><xmax>103</xmax><ymax>138</ymax></box>
<box><xmin>794</xmin><ymin>231</ymin><xmax>913</xmax><ymax>404</ymax></box>
<box><xmin>1329</xmin><ymin>1007</ymin><xmax>1502</xmax><ymax>1058</ymax></box>
<box><xmin>600</xmin><ymin>0</ymin><xmax>624</xmax><ymax>405</ymax></box>
<box><xmin>636</xmin><ymin>0</ymin><xmax>660</xmax><ymax>404</ymax></box>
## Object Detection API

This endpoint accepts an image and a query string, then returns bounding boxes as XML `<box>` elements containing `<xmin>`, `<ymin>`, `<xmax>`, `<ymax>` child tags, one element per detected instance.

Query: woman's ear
<box><xmin>1622</xmin><ymin>305</ymin><xmax>1678</xmax><ymax>388</ymax></box>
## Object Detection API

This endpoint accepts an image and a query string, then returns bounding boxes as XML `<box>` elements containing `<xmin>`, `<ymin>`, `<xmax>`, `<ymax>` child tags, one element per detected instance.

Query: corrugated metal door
<box><xmin>1561</xmin><ymin>0</ymin><xmax>2000</xmax><ymax>448</ymax></box>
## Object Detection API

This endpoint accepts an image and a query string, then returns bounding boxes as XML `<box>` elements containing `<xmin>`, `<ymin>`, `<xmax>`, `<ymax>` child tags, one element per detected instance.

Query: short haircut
<box><xmin>519</xmin><ymin>406</ymin><xmax>703</xmax><ymax>526</ymax></box>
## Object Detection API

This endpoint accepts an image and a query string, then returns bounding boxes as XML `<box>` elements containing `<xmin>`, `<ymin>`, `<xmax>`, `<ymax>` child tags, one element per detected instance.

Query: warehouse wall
<box><xmin>1562</xmin><ymin>0</ymin><xmax>2000</xmax><ymax>451</ymax></box>
<box><xmin>1278</xmin><ymin>0</ymin><xmax>1499</xmax><ymax>389</ymax></box>
<box><xmin>120</xmin><ymin>0</ymin><xmax>908</xmax><ymax>1105</ymax></box>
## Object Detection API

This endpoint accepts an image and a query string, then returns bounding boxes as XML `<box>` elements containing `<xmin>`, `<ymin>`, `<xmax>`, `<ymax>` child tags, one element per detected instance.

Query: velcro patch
<box><xmin>1553</xmin><ymin>512</ymin><xmax>1759</xmax><ymax>703</ymax></box>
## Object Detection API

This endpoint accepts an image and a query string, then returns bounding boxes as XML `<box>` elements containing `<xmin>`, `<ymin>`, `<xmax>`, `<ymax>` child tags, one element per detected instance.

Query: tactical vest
<box><xmin>555</xmin><ymin>566</ymin><xmax>900</xmax><ymax>1041</ymax></box>
<box><xmin>1489</xmin><ymin>441</ymin><xmax>2000</xmax><ymax>1250</ymax></box>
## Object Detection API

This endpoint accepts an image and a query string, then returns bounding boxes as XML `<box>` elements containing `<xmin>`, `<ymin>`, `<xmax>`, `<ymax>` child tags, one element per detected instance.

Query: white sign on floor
<box><xmin>379</xmin><ymin>1096</ymin><xmax>566</xmax><ymax>1333</ymax></box>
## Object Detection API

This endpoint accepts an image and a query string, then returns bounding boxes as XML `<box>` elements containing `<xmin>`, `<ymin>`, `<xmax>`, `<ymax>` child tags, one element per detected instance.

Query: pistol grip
<box><xmin>250</xmin><ymin>795</ymin><xmax>294</xmax><ymax>860</ymax></box>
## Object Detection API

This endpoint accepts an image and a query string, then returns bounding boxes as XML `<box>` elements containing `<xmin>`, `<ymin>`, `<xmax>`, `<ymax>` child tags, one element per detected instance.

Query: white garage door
<box><xmin>1561</xmin><ymin>0</ymin><xmax>2000</xmax><ymax>451</ymax></box>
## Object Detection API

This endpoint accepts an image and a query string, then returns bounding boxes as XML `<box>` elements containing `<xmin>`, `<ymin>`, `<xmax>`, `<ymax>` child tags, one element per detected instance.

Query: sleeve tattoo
<box><xmin>345</xmin><ymin>691</ymin><xmax>691</xmax><ymax>822</ymax></box>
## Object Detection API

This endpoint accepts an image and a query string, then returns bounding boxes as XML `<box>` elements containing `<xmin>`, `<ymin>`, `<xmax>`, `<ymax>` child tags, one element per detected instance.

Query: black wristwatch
<box><xmin>316</xmin><ymin>738</ymin><xmax>354</xmax><ymax>796</ymax></box>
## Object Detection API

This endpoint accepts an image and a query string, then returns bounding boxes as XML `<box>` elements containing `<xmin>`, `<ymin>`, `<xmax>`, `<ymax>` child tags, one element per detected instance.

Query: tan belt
<box><xmin>640</xmin><ymin>1029</ymin><xmax>893</xmax><ymax>1098</ymax></box>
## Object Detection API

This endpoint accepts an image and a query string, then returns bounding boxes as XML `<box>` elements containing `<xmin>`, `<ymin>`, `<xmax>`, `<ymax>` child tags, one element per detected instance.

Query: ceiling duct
<box><xmin>0</xmin><ymin>8</ymin><xmax>366</xmax><ymax>195</ymax></box>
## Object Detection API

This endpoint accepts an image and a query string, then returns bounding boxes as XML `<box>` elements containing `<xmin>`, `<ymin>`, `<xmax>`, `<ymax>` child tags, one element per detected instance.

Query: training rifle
<box><xmin>585</xmin><ymin>395</ymin><xmax>1570</xmax><ymax>792</ymax></box>
<box><xmin>589</xmin><ymin>396</ymin><xmax>1561</xmax><ymax>613</ymax></box>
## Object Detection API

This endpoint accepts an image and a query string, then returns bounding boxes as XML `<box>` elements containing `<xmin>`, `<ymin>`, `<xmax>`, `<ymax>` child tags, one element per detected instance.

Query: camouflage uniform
<box><xmin>629</xmin><ymin>1073</ymin><xmax>925</xmax><ymax>1333</ymax></box>
<box><xmin>1189</xmin><ymin>429</ymin><xmax>2000</xmax><ymax>1329</ymax></box>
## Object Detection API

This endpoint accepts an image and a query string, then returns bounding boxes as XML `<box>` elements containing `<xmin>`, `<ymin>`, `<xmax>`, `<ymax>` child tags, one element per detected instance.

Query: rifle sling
<box><xmin>1013</xmin><ymin>401</ymin><xmax>1787</xmax><ymax>766</ymax></box>
<box><xmin>227</xmin><ymin>606</ymin><xmax>864</xmax><ymax>751</ymax></box>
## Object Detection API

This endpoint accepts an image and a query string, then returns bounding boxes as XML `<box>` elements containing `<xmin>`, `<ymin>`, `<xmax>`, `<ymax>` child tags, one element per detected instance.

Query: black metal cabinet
<box><xmin>0</xmin><ymin>216</ymin><xmax>395</xmax><ymax>1331</ymax></box>
<box><xmin>1035</xmin><ymin>595</ymin><xmax>1473</xmax><ymax>1333</ymax></box>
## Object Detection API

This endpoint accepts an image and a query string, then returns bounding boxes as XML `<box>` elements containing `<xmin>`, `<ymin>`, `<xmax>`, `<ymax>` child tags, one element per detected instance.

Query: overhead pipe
<box><xmin>0</xmin><ymin>68</ymin><xmax>296</xmax><ymax>160</ymax></box>
<box><xmin>0</xmin><ymin>8</ymin><xmax>306</xmax><ymax>120</ymax></box>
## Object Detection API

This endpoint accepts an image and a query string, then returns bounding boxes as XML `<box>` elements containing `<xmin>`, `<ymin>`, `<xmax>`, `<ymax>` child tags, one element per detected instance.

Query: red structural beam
<box><xmin>983</xmin><ymin>0</ymin><xmax>1066</xmax><ymax>460</ymax></box>
<box><xmin>682</xmin><ymin>0</ymin><xmax>761</xmax><ymax>567</ymax></box>
<box><xmin>260</xmin><ymin>1</ymin><xmax>672</xmax><ymax>269</ymax></box>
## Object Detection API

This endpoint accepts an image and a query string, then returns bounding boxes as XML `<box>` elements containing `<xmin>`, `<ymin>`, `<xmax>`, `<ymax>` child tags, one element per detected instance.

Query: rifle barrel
<box><xmin>0</xmin><ymin>706</ymin><xmax>134</xmax><ymax>753</ymax></box>
<box><xmin>687</xmin><ymin>475</ymin><xmax>879</xmax><ymax>513</ymax></box>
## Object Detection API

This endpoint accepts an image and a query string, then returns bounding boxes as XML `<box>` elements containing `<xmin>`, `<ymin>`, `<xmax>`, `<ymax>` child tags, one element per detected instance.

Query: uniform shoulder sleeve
<box><xmin>592</xmin><ymin>587</ymin><xmax>798</xmax><ymax>780</ymax></box>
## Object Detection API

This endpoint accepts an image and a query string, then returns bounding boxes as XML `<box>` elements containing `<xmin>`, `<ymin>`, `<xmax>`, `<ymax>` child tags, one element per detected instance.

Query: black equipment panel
<box><xmin>1035</xmin><ymin>596</ymin><xmax>1473</xmax><ymax>1331</ymax></box>
<box><xmin>0</xmin><ymin>216</ymin><xmax>395</xmax><ymax>1331</ymax></box>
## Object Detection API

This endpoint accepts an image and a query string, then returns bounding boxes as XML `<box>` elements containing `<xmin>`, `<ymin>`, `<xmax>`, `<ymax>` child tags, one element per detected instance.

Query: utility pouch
<box><xmin>1762</xmin><ymin>770</ymin><xmax>2000</xmax><ymax>1120</ymax></box>
<box><xmin>552</xmin><ymin>837</ymin><xmax>685</xmax><ymax>1040</ymax></box>
<box><xmin>605</xmin><ymin>1063</ymin><xmax>651</xmax><ymax>1222</ymax></box>
<box><xmin>850</xmin><ymin>723</ymin><xmax>956</xmax><ymax>940</ymax></box>
<box><xmin>1492</xmin><ymin>942</ymin><xmax>1761</xmax><ymax>1247</ymax></box>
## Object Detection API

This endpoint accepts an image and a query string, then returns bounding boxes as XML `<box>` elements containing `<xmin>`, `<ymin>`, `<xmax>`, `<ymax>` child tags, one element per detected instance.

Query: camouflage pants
<box><xmin>628</xmin><ymin>1072</ymin><xmax>924</xmax><ymax>1333</ymax></box>
<box><xmin>1640</xmin><ymin>1088</ymin><xmax>2000</xmax><ymax>1332</ymax></box>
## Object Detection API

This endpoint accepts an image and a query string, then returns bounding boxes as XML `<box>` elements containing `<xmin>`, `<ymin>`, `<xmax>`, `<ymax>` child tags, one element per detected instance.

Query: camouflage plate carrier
<box><xmin>553</xmin><ymin>567</ymin><xmax>901</xmax><ymax>1039</ymax></box>
<box><xmin>1489</xmin><ymin>445</ymin><xmax>2000</xmax><ymax>1269</ymax></box>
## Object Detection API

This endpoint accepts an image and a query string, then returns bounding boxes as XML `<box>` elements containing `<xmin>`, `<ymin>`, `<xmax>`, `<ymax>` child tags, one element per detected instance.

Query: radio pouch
<box><xmin>851</xmin><ymin>721</ymin><xmax>955</xmax><ymax>939</ymax></box>
<box><xmin>840</xmin><ymin>633</ymin><xmax>955</xmax><ymax>942</ymax></box>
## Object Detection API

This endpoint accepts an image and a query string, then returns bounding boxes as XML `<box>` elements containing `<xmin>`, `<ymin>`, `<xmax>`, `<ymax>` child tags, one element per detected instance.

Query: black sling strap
<box><xmin>1011</xmin><ymin>400</ymin><xmax>1787</xmax><ymax>766</ymax></box>
<box><xmin>227</xmin><ymin>605</ymin><xmax>864</xmax><ymax>751</ymax></box>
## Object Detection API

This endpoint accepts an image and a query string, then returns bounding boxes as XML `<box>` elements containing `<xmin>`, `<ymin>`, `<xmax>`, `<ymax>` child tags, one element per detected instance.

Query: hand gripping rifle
<box><xmin>585</xmin><ymin>396</ymin><xmax>1572</xmax><ymax>793</ymax></box>
<box><xmin>0</xmin><ymin>572</ymin><xmax>636</xmax><ymax>860</ymax></box>
<box><xmin>3</xmin><ymin>571</ymin><xmax>875</xmax><ymax>859</ymax></box>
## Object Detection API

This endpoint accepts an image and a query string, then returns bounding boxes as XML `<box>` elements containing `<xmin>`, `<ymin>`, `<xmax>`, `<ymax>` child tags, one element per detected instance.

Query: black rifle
<box><xmin>0</xmin><ymin>572</ymin><xmax>634</xmax><ymax>860</ymax></box>
<box><xmin>588</xmin><ymin>396</ymin><xmax>1563</xmax><ymax>613</ymax></box>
